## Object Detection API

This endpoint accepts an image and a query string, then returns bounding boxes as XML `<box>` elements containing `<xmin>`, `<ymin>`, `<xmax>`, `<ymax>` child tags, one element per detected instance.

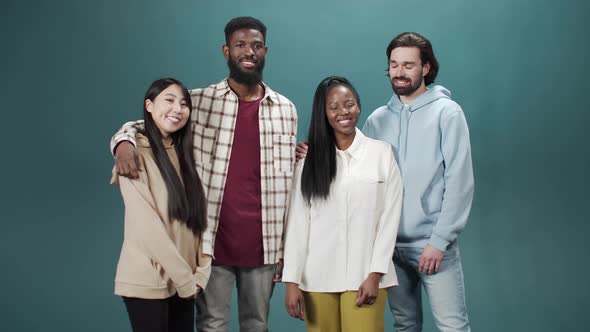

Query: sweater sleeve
<box><xmin>281</xmin><ymin>161</ymin><xmax>310</xmax><ymax>285</ymax></box>
<box><xmin>194</xmin><ymin>241</ymin><xmax>212</xmax><ymax>290</ymax></box>
<box><xmin>110</xmin><ymin>120</ymin><xmax>145</xmax><ymax>156</ymax></box>
<box><xmin>118</xmin><ymin>170</ymin><xmax>198</xmax><ymax>298</ymax></box>
<box><xmin>429</xmin><ymin>110</ymin><xmax>474</xmax><ymax>251</ymax></box>
<box><xmin>370</xmin><ymin>148</ymin><xmax>403</xmax><ymax>274</ymax></box>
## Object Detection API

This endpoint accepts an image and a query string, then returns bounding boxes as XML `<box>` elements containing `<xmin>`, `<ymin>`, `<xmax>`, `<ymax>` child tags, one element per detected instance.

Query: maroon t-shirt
<box><xmin>213</xmin><ymin>95</ymin><xmax>264</xmax><ymax>267</ymax></box>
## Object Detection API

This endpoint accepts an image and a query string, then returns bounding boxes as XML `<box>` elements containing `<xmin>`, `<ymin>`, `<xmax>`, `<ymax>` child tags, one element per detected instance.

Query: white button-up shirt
<box><xmin>282</xmin><ymin>129</ymin><xmax>403</xmax><ymax>292</ymax></box>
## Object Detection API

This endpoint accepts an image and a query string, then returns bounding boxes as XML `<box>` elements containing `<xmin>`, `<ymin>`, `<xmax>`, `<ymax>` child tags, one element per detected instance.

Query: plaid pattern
<box><xmin>111</xmin><ymin>79</ymin><xmax>298</xmax><ymax>264</ymax></box>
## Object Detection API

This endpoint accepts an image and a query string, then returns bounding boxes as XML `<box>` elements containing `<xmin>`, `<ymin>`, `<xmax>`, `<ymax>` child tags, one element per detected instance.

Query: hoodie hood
<box><xmin>387</xmin><ymin>85</ymin><xmax>452</xmax><ymax>112</ymax></box>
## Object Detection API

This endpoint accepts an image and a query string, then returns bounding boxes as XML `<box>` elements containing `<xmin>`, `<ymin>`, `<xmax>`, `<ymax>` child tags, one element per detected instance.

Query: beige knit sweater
<box><xmin>111</xmin><ymin>133</ymin><xmax>211</xmax><ymax>299</ymax></box>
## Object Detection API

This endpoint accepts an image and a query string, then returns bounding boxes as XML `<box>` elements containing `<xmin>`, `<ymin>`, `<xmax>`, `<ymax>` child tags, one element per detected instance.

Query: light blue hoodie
<box><xmin>362</xmin><ymin>85</ymin><xmax>474</xmax><ymax>252</ymax></box>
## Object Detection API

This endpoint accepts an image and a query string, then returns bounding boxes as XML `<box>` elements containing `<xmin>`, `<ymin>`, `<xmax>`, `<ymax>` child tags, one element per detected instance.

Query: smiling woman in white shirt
<box><xmin>282</xmin><ymin>76</ymin><xmax>403</xmax><ymax>332</ymax></box>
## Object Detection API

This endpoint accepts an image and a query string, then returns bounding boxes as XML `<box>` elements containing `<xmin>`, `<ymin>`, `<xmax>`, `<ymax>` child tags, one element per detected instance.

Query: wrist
<box><xmin>368</xmin><ymin>272</ymin><xmax>383</xmax><ymax>281</ymax></box>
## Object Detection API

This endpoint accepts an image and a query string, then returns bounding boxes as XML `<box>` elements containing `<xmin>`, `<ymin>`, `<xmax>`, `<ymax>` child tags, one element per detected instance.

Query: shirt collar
<box><xmin>217</xmin><ymin>78</ymin><xmax>280</xmax><ymax>104</ymax></box>
<box><xmin>336</xmin><ymin>128</ymin><xmax>366</xmax><ymax>160</ymax></box>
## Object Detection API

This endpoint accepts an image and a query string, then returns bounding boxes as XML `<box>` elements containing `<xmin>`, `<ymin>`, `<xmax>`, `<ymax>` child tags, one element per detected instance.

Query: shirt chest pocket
<box><xmin>192</xmin><ymin>123</ymin><xmax>217</xmax><ymax>165</ymax></box>
<box><xmin>272</xmin><ymin>134</ymin><xmax>295</xmax><ymax>173</ymax></box>
<box><xmin>352</xmin><ymin>176</ymin><xmax>386</xmax><ymax>210</ymax></box>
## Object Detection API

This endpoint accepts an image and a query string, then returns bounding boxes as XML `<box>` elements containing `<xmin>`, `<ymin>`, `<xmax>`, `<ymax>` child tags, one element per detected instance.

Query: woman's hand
<box><xmin>355</xmin><ymin>272</ymin><xmax>383</xmax><ymax>307</ymax></box>
<box><xmin>285</xmin><ymin>282</ymin><xmax>305</xmax><ymax>320</ymax></box>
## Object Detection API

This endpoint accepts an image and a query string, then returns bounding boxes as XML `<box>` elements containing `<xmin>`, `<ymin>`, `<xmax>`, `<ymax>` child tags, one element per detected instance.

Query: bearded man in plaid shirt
<box><xmin>111</xmin><ymin>17</ymin><xmax>297</xmax><ymax>332</ymax></box>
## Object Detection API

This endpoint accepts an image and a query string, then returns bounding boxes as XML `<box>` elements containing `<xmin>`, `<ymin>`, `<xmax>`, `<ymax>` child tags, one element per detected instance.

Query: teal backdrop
<box><xmin>2</xmin><ymin>0</ymin><xmax>589</xmax><ymax>331</ymax></box>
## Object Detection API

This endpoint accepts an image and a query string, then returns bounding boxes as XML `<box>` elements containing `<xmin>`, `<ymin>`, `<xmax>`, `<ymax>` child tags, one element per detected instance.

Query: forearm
<box><xmin>431</xmin><ymin>111</ymin><xmax>474</xmax><ymax>250</ymax></box>
<box><xmin>110</xmin><ymin>120</ymin><xmax>144</xmax><ymax>155</ymax></box>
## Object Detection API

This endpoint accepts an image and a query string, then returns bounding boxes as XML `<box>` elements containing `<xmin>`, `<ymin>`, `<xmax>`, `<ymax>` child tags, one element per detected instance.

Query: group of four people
<box><xmin>110</xmin><ymin>16</ymin><xmax>474</xmax><ymax>332</ymax></box>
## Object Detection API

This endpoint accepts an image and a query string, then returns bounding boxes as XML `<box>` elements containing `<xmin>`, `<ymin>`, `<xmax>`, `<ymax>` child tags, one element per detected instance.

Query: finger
<box><xmin>119</xmin><ymin>162</ymin><xmax>129</xmax><ymax>177</ymax></box>
<box><xmin>434</xmin><ymin>257</ymin><xmax>442</xmax><ymax>273</ymax></box>
<box><xmin>287</xmin><ymin>303</ymin><xmax>296</xmax><ymax>317</ymax></box>
<box><xmin>429</xmin><ymin>261</ymin><xmax>435</xmax><ymax>275</ymax></box>
<box><xmin>418</xmin><ymin>256</ymin><xmax>425</xmax><ymax>274</ymax></box>
<box><xmin>129</xmin><ymin>161</ymin><xmax>139</xmax><ymax>179</ymax></box>
<box><xmin>298</xmin><ymin>298</ymin><xmax>305</xmax><ymax>320</ymax></box>
<box><xmin>356</xmin><ymin>289</ymin><xmax>366</xmax><ymax>307</ymax></box>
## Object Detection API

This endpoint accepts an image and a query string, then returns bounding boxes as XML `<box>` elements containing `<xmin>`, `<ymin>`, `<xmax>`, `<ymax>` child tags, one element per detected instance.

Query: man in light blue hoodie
<box><xmin>363</xmin><ymin>32</ymin><xmax>474</xmax><ymax>332</ymax></box>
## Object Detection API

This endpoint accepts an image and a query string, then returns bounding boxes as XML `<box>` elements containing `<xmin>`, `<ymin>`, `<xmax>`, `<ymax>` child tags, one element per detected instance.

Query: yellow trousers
<box><xmin>303</xmin><ymin>289</ymin><xmax>387</xmax><ymax>332</ymax></box>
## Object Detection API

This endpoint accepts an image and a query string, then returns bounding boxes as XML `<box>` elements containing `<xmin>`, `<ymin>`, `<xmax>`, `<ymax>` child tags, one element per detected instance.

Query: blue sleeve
<box><xmin>362</xmin><ymin>116</ymin><xmax>376</xmax><ymax>139</ymax></box>
<box><xmin>429</xmin><ymin>110</ymin><xmax>474</xmax><ymax>251</ymax></box>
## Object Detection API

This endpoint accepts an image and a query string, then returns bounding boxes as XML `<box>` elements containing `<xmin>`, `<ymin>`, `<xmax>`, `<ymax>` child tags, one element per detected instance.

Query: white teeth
<box><xmin>167</xmin><ymin>116</ymin><xmax>180</xmax><ymax>123</ymax></box>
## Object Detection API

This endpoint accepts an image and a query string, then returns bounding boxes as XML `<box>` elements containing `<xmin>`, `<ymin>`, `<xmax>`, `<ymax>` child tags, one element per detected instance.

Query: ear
<box><xmin>422</xmin><ymin>62</ymin><xmax>431</xmax><ymax>78</ymax></box>
<box><xmin>145</xmin><ymin>99</ymin><xmax>153</xmax><ymax>113</ymax></box>
<box><xmin>222</xmin><ymin>45</ymin><xmax>229</xmax><ymax>60</ymax></box>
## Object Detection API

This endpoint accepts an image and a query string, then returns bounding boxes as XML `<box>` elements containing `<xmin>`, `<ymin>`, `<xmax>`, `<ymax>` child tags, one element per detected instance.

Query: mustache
<box><xmin>392</xmin><ymin>76</ymin><xmax>410</xmax><ymax>82</ymax></box>
<box><xmin>240</xmin><ymin>56</ymin><xmax>257</xmax><ymax>63</ymax></box>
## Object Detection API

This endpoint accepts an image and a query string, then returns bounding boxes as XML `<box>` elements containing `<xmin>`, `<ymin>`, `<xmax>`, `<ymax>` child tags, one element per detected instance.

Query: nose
<box><xmin>244</xmin><ymin>45</ymin><xmax>255</xmax><ymax>56</ymax></box>
<box><xmin>172</xmin><ymin>102</ymin><xmax>182</xmax><ymax>113</ymax></box>
<box><xmin>395</xmin><ymin>66</ymin><xmax>405</xmax><ymax>77</ymax></box>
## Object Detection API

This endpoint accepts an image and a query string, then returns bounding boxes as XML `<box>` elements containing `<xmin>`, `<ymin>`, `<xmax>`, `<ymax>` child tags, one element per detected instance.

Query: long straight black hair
<box><xmin>301</xmin><ymin>76</ymin><xmax>361</xmax><ymax>202</ymax></box>
<box><xmin>142</xmin><ymin>78</ymin><xmax>207</xmax><ymax>235</ymax></box>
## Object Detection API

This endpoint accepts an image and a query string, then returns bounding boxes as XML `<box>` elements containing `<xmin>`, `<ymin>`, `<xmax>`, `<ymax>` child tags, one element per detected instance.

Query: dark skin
<box><xmin>285</xmin><ymin>272</ymin><xmax>383</xmax><ymax>320</ymax></box>
<box><xmin>285</xmin><ymin>88</ymin><xmax>382</xmax><ymax>320</ymax></box>
<box><xmin>114</xmin><ymin>28</ymin><xmax>285</xmax><ymax>281</ymax></box>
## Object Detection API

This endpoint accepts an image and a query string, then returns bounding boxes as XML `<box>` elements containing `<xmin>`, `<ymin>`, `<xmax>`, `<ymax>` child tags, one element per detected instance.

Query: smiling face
<box><xmin>224</xmin><ymin>28</ymin><xmax>267</xmax><ymax>86</ymax></box>
<box><xmin>145</xmin><ymin>84</ymin><xmax>190</xmax><ymax>139</ymax></box>
<box><xmin>389</xmin><ymin>46</ymin><xmax>430</xmax><ymax>101</ymax></box>
<box><xmin>325</xmin><ymin>85</ymin><xmax>360</xmax><ymax>139</ymax></box>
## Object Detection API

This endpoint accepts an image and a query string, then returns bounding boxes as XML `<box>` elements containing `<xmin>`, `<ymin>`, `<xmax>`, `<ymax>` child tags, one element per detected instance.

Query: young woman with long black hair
<box><xmin>111</xmin><ymin>78</ymin><xmax>210</xmax><ymax>332</ymax></box>
<box><xmin>282</xmin><ymin>76</ymin><xmax>403</xmax><ymax>332</ymax></box>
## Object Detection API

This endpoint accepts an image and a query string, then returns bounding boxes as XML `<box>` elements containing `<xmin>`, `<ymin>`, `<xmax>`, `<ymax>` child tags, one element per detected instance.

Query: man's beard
<box><xmin>391</xmin><ymin>74</ymin><xmax>423</xmax><ymax>96</ymax></box>
<box><xmin>227</xmin><ymin>57</ymin><xmax>265</xmax><ymax>86</ymax></box>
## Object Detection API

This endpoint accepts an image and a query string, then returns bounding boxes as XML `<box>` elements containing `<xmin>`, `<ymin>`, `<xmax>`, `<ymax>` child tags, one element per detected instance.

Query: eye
<box><xmin>165</xmin><ymin>98</ymin><xmax>174</xmax><ymax>103</ymax></box>
<box><xmin>345</xmin><ymin>102</ymin><xmax>355</xmax><ymax>108</ymax></box>
<box><xmin>405</xmin><ymin>64</ymin><xmax>414</xmax><ymax>69</ymax></box>
<box><xmin>390</xmin><ymin>63</ymin><xmax>398</xmax><ymax>68</ymax></box>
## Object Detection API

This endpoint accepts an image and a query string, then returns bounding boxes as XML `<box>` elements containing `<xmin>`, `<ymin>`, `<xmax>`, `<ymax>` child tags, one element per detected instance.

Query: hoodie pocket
<box><xmin>419</xmin><ymin>170</ymin><xmax>444</xmax><ymax>220</ymax></box>
<box><xmin>115</xmin><ymin>243</ymin><xmax>162</xmax><ymax>287</ymax></box>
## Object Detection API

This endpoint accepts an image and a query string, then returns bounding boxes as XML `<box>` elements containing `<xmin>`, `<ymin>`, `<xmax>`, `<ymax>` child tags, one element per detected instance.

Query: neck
<box><xmin>228</xmin><ymin>78</ymin><xmax>264</xmax><ymax>101</ymax></box>
<box><xmin>399</xmin><ymin>84</ymin><xmax>427</xmax><ymax>105</ymax></box>
<box><xmin>161</xmin><ymin>134</ymin><xmax>173</xmax><ymax>146</ymax></box>
<box><xmin>335</xmin><ymin>131</ymin><xmax>356</xmax><ymax>151</ymax></box>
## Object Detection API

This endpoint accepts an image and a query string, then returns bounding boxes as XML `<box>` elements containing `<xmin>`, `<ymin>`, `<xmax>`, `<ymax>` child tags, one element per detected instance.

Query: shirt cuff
<box><xmin>176</xmin><ymin>279</ymin><xmax>197</xmax><ymax>298</ymax></box>
<box><xmin>429</xmin><ymin>234</ymin><xmax>450</xmax><ymax>252</ymax></box>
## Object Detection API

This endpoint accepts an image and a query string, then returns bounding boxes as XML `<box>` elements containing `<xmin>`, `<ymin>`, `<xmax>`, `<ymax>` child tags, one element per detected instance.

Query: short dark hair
<box><xmin>142</xmin><ymin>78</ymin><xmax>207</xmax><ymax>236</ymax></box>
<box><xmin>386</xmin><ymin>32</ymin><xmax>439</xmax><ymax>85</ymax></box>
<box><xmin>301</xmin><ymin>76</ymin><xmax>361</xmax><ymax>202</ymax></box>
<box><xmin>224</xmin><ymin>16</ymin><xmax>267</xmax><ymax>44</ymax></box>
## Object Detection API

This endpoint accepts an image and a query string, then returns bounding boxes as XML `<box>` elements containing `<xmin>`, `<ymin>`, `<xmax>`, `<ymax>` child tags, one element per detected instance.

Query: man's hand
<box><xmin>115</xmin><ymin>141</ymin><xmax>140</xmax><ymax>179</ymax></box>
<box><xmin>273</xmin><ymin>259</ymin><xmax>284</xmax><ymax>282</ymax></box>
<box><xmin>355</xmin><ymin>272</ymin><xmax>382</xmax><ymax>307</ymax></box>
<box><xmin>295</xmin><ymin>142</ymin><xmax>308</xmax><ymax>161</ymax></box>
<box><xmin>285</xmin><ymin>282</ymin><xmax>305</xmax><ymax>320</ymax></box>
<box><xmin>419</xmin><ymin>244</ymin><xmax>444</xmax><ymax>275</ymax></box>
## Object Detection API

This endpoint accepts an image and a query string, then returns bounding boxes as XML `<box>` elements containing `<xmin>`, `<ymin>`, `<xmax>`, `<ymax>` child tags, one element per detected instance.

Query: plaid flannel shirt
<box><xmin>111</xmin><ymin>79</ymin><xmax>298</xmax><ymax>264</ymax></box>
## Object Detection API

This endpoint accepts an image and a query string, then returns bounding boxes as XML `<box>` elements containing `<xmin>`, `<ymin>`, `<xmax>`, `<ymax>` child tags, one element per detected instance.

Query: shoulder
<box><xmin>365</xmin><ymin>105</ymin><xmax>390</xmax><ymax>122</ymax></box>
<box><xmin>264</xmin><ymin>85</ymin><xmax>297</xmax><ymax>109</ymax></box>
<box><xmin>189</xmin><ymin>80</ymin><xmax>226</xmax><ymax>100</ymax></box>
<box><xmin>364</xmin><ymin>136</ymin><xmax>394</xmax><ymax>157</ymax></box>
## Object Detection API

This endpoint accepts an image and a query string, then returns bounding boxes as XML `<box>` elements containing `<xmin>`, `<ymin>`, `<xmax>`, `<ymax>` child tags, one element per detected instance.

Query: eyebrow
<box><xmin>390</xmin><ymin>60</ymin><xmax>416</xmax><ymax>65</ymax></box>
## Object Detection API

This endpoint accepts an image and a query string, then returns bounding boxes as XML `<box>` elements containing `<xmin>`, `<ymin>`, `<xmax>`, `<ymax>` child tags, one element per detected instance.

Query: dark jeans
<box><xmin>123</xmin><ymin>294</ymin><xmax>195</xmax><ymax>332</ymax></box>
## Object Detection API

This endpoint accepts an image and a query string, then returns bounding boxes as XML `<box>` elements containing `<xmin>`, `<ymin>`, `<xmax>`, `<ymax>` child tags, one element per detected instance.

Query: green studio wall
<box><xmin>1</xmin><ymin>0</ymin><xmax>589</xmax><ymax>331</ymax></box>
